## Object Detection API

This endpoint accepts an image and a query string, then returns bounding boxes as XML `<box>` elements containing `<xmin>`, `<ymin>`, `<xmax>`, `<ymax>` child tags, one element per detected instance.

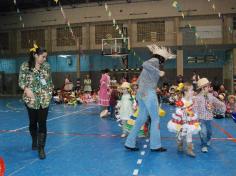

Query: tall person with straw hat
<box><xmin>125</xmin><ymin>44</ymin><xmax>176</xmax><ymax>151</ymax></box>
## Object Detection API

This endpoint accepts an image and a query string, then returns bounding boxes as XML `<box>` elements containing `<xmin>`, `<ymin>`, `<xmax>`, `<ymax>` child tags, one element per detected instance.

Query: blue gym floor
<box><xmin>0</xmin><ymin>98</ymin><xmax>236</xmax><ymax>176</ymax></box>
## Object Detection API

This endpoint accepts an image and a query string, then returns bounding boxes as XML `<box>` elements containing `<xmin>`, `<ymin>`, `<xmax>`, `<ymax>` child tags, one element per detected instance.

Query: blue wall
<box><xmin>0</xmin><ymin>55</ymin><xmax>78</xmax><ymax>73</ymax></box>
<box><xmin>0</xmin><ymin>49</ymin><xmax>228</xmax><ymax>73</ymax></box>
<box><xmin>47</xmin><ymin>55</ymin><xmax>77</xmax><ymax>72</ymax></box>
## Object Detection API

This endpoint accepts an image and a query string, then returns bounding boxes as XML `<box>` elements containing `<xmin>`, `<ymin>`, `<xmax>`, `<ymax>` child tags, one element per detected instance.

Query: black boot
<box><xmin>30</xmin><ymin>131</ymin><xmax>38</xmax><ymax>150</ymax></box>
<box><xmin>38</xmin><ymin>133</ymin><xmax>46</xmax><ymax>160</ymax></box>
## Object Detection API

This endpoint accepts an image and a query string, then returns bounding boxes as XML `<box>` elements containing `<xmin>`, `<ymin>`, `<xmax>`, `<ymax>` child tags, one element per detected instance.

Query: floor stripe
<box><xmin>8</xmin><ymin>135</ymin><xmax>79</xmax><ymax>176</ymax></box>
<box><xmin>1</xmin><ymin>129</ymin><xmax>236</xmax><ymax>141</ymax></box>
<box><xmin>212</xmin><ymin>121</ymin><xmax>236</xmax><ymax>142</ymax></box>
<box><xmin>13</xmin><ymin>106</ymin><xmax>96</xmax><ymax>131</ymax></box>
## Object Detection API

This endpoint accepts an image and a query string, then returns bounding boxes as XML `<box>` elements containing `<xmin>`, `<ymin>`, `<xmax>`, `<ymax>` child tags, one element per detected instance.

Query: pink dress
<box><xmin>98</xmin><ymin>74</ymin><xmax>110</xmax><ymax>107</ymax></box>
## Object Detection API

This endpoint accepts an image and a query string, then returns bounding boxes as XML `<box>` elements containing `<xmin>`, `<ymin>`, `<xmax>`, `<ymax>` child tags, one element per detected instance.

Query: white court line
<box><xmin>133</xmin><ymin>169</ymin><xmax>139</xmax><ymax>176</ymax></box>
<box><xmin>137</xmin><ymin>159</ymin><xmax>142</xmax><ymax>165</ymax></box>
<box><xmin>13</xmin><ymin>106</ymin><xmax>96</xmax><ymax>131</ymax></box>
<box><xmin>0</xmin><ymin>106</ymin><xmax>97</xmax><ymax>135</ymax></box>
<box><xmin>8</xmin><ymin>135</ymin><xmax>79</xmax><ymax>176</ymax></box>
<box><xmin>140</xmin><ymin>151</ymin><xmax>145</xmax><ymax>156</ymax></box>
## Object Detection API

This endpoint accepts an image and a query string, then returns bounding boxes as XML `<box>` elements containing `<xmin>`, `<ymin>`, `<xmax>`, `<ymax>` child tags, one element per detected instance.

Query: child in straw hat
<box><xmin>117</xmin><ymin>82</ymin><xmax>134</xmax><ymax>138</ymax></box>
<box><xmin>193</xmin><ymin>78</ymin><xmax>226</xmax><ymax>153</ymax></box>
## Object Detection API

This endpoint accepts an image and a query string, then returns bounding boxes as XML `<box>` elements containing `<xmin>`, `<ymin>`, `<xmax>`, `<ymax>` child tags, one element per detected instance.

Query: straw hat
<box><xmin>121</xmin><ymin>82</ymin><xmax>131</xmax><ymax>89</ymax></box>
<box><xmin>169</xmin><ymin>85</ymin><xmax>177</xmax><ymax>93</ymax></box>
<box><xmin>147</xmin><ymin>44</ymin><xmax>176</xmax><ymax>59</ymax></box>
<box><xmin>197</xmin><ymin>78</ymin><xmax>211</xmax><ymax>89</ymax></box>
<box><xmin>218</xmin><ymin>93</ymin><xmax>225</xmax><ymax>101</ymax></box>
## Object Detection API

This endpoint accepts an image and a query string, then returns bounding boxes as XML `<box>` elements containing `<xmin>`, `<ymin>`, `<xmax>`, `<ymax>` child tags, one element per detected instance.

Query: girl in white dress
<box><xmin>167</xmin><ymin>82</ymin><xmax>201</xmax><ymax>157</ymax></box>
<box><xmin>117</xmin><ymin>82</ymin><xmax>134</xmax><ymax>138</ymax></box>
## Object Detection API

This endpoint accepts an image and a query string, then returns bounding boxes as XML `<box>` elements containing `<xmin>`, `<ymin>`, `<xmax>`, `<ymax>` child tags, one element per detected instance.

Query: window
<box><xmin>0</xmin><ymin>32</ymin><xmax>9</xmax><ymax>50</ymax></box>
<box><xmin>21</xmin><ymin>29</ymin><xmax>45</xmax><ymax>49</ymax></box>
<box><xmin>137</xmin><ymin>21</ymin><xmax>165</xmax><ymax>42</ymax></box>
<box><xmin>95</xmin><ymin>24</ymin><xmax>122</xmax><ymax>44</ymax></box>
<box><xmin>187</xmin><ymin>55</ymin><xmax>217</xmax><ymax>64</ymax></box>
<box><xmin>56</xmin><ymin>25</ymin><xmax>82</xmax><ymax>46</ymax></box>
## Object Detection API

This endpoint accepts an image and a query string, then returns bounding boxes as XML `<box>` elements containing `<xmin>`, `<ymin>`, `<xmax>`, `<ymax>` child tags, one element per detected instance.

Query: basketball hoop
<box><xmin>103</xmin><ymin>53</ymin><xmax>128</xmax><ymax>59</ymax></box>
<box><xmin>101</xmin><ymin>37</ymin><xmax>130</xmax><ymax>56</ymax></box>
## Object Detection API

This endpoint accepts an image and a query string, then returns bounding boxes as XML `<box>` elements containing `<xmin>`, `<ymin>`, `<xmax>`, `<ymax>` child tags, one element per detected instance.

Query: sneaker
<box><xmin>207</xmin><ymin>141</ymin><xmax>211</xmax><ymax>146</ymax></box>
<box><xmin>151</xmin><ymin>147</ymin><xmax>167</xmax><ymax>152</ymax></box>
<box><xmin>124</xmin><ymin>145</ymin><xmax>139</xmax><ymax>151</ymax></box>
<box><xmin>201</xmin><ymin>147</ymin><xmax>208</xmax><ymax>153</ymax></box>
<box><xmin>121</xmin><ymin>134</ymin><xmax>127</xmax><ymax>138</ymax></box>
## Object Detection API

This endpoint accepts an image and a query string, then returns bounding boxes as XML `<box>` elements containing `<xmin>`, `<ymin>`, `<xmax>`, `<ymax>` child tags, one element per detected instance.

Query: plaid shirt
<box><xmin>193</xmin><ymin>93</ymin><xmax>226</xmax><ymax>120</ymax></box>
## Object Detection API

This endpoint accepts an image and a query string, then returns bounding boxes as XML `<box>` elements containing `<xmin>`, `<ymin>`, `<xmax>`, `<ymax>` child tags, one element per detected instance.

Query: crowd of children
<box><xmin>53</xmin><ymin>89</ymin><xmax>98</xmax><ymax>105</ymax></box>
<box><xmin>51</xmin><ymin>73</ymin><xmax>235</xmax><ymax>157</ymax></box>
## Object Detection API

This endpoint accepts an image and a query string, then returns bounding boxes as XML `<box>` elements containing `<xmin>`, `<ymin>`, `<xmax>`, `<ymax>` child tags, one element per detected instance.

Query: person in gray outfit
<box><xmin>125</xmin><ymin>44</ymin><xmax>175</xmax><ymax>151</ymax></box>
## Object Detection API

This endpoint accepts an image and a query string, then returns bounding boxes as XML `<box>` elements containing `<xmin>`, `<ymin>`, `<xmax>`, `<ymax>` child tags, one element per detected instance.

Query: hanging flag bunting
<box><xmin>188</xmin><ymin>24</ymin><xmax>192</xmax><ymax>29</ymax></box>
<box><xmin>54</xmin><ymin>0</ymin><xmax>79</xmax><ymax>47</ymax></box>
<box><xmin>13</xmin><ymin>1</ymin><xmax>25</xmax><ymax>28</ymax></box>
<box><xmin>212</xmin><ymin>4</ymin><xmax>216</xmax><ymax>11</ymax></box>
<box><xmin>108</xmin><ymin>11</ymin><xmax>112</xmax><ymax>17</ymax></box>
<box><xmin>229</xmin><ymin>26</ymin><xmax>233</xmax><ymax>33</ymax></box>
<box><xmin>105</xmin><ymin>3</ymin><xmax>108</xmax><ymax>11</ymax></box>
<box><xmin>103</xmin><ymin>2</ymin><xmax>145</xmax><ymax>63</ymax></box>
<box><xmin>171</xmin><ymin>0</ymin><xmax>220</xmax><ymax>59</ymax></box>
<box><xmin>205</xmin><ymin>0</ymin><xmax>232</xmax><ymax>34</ymax></box>
<box><xmin>70</xmin><ymin>28</ymin><xmax>73</xmax><ymax>35</ymax></box>
<box><xmin>172</xmin><ymin>1</ymin><xmax>178</xmax><ymax>8</ymax></box>
<box><xmin>67</xmin><ymin>21</ymin><xmax>71</xmax><ymax>27</ymax></box>
<box><xmin>113</xmin><ymin>19</ymin><xmax>116</xmax><ymax>26</ymax></box>
<box><xmin>60</xmin><ymin>7</ymin><xmax>66</xmax><ymax>19</ymax></box>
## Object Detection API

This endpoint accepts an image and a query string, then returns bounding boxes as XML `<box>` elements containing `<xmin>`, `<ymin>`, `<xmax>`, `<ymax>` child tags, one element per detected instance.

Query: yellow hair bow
<box><xmin>29</xmin><ymin>44</ymin><xmax>38</xmax><ymax>53</ymax></box>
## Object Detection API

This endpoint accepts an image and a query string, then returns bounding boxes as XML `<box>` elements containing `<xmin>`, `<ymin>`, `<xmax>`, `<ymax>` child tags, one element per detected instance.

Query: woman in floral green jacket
<box><xmin>18</xmin><ymin>45</ymin><xmax>53</xmax><ymax>160</ymax></box>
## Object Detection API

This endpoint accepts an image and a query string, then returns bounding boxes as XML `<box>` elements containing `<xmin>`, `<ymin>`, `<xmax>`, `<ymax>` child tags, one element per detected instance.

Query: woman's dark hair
<box><xmin>104</xmin><ymin>68</ymin><xmax>110</xmax><ymax>73</ymax></box>
<box><xmin>152</xmin><ymin>54</ymin><xmax>165</xmax><ymax>65</ymax></box>
<box><xmin>28</xmin><ymin>47</ymin><xmax>47</xmax><ymax>71</ymax></box>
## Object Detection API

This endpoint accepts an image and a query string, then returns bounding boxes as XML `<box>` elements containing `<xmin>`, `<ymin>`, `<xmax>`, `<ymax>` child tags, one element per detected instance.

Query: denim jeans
<box><xmin>109</xmin><ymin>105</ymin><xmax>116</xmax><ymax>119</ymax></box>
<box><xmin>125</xmin><ymin>90</ymin><xmax>162</xmax><ymax>149</ymax></box>
<box><xmin>199</xmin><ymin>119</ymin><xmax>212</xmax><ymax>147</ymax></box>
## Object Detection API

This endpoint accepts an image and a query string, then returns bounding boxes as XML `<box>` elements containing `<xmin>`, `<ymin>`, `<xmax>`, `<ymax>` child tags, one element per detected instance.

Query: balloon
<box><xmin>159</xmin><ymin>108</ymin><xmax>166</xmax><ymax>117</ymax></box>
